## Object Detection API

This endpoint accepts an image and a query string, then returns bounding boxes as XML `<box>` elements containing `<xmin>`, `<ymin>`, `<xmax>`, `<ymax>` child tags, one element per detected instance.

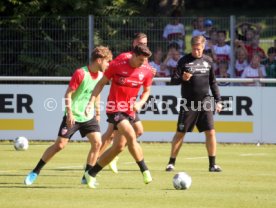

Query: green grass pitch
<box><xmin>0</xmin><ymin>141</ymin><xmax>276</xmax><ymax>208</ymax></box>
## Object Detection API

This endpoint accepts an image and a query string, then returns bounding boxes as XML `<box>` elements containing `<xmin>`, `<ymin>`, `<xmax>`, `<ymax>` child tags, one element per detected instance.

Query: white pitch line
<box><xmin>186</xmin><ymin>156</ymin><xmax>207</xmax><ymax>160</ymax></box>
<box><xmin>240</xmin><ymin>153</ymin><xmax>267</xmax><ymax>157</ymax></box>
<box><xmin>55</xmin><ymin>165</ymin><xmax>83</xmax><ymax>169</ymax></box>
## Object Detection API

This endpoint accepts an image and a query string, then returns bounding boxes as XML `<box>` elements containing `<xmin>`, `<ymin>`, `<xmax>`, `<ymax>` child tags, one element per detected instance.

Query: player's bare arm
<box><xmin>95</xmin><ymin>94</ymin><xmax>101</xmax><ymax>122</ymax></box>
<box><xmin>64</xmin><ymin>87</ymin><xmax>76</xmax><ymax>128</ymax></box>
<box><xmin>133</xmin><ymin>86</ymin><xmax>151</xmax><ymax>112</ymax></box>
<box><xmin>85</xmin><ymin>75</ymin><xmax>109</xmax><ymax>116</ymax></box>
<box><xmin>216</xmin><ymin>102</ymin><xmax>222</xmax><ymax>113</ymax></box>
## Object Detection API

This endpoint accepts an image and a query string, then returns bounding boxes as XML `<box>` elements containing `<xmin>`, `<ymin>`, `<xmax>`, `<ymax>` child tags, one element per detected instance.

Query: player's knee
<box><xmin>135</xmin><ymin>129</ymin><xmax>143</xmax><ymax>138</ymax></box>
<box><xmin>174</xmin><ymin>132</ymin><xmax>185</xmax><ymax>141</ymax></box>
<box><xmin>94</xmin><ymin>139</ymin><xmax>102</xmax><ymax>150</ymax></box>
<box><xmin>55</xmin><ymin>143</ymin><xmax>66</xmax><ymax>151</ymax></box>
<box><xmin>134</xmin><ymin>126</ymin><xmax>143</xmax><ymax>138</ymax></box>
<box><xmin>114</xmin><ymin>142</ymin><xmax>125</xmax><ymax>153</ymax></box>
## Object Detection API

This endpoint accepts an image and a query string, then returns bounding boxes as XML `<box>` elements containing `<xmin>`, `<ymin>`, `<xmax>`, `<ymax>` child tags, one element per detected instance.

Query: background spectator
<box><xmin>244</xmin><ymin>35</ymin><xmax>266</xmax><ymax>62</ymax></box>
<box><xmin>216</xmin><ymin>61</ymin><xmax>231</xmax><ymax>86</ymax></box>
<box><xmin>241</xmin><ymin>54</ymin><xmax>266</xmax><ymax>86</ymax></box>
<box><xmin>149</xmin><ymin>47</ymin><xmax>168</xmax><ymax>85</ymax></box>
<box><xmin>261</xmin><ymin>47</ymin><xmax>276</xmax><ymax>86</ymax></box>
<box><xmin>162</xmin><ymin>43</ymin><xmax>182</xmax><ymax>76</ymax></box>
<box><xmin>192</xmin><ymin>17</ymin><xmax>206</xmax><ymax>37</ymax></box>
<box><xmin>236</xmin><ymin>22</ymin><xmax>262</xmax><ymax>42</ymax></box>
<box><xmin>213</xmin><ymin>30</ymin><xmax>231</xmax><ymax>74</ymax></box>
<box><xmin>234</xmin><ymin>46</ymin><xmax>249</xmax><ymax>77</ymax></box>
<box><xmin>163</xmin><ymin>9</ymin><xmax>186</xmax><ymax>54</ymax></box>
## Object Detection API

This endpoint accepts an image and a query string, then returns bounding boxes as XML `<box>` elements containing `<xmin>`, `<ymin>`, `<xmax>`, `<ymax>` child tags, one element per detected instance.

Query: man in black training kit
<box><xmin>165</xmin><ymin>35</ymin><xmax>223</xmax><ymax>172</ymax></box>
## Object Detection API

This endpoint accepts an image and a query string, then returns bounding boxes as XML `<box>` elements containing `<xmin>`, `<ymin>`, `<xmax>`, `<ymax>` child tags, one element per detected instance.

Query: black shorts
<box><xmin>176</xmin><ymin>106</ymin><xmax>214</xmax><ymax>133</ymax></box>
<box><xmin>133</xmin><ymin>112</ymin><xmax>140</xmax><ymax>123</ymax></box>
<box><xmin>106</xmin><ymin>112</ymin><xmax>135</xmax><ymax>130</ymax></box>
<box><xmin>58</xmin><ymin>116</ymin><xmax>100</xmax><ymax>139</ymax></box>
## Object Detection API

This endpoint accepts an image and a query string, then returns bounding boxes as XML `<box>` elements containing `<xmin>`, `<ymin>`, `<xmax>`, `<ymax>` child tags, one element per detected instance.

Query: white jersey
<box><xmin>213</xmin><ymin>44</ymin><xmax>231</xmax><ymax>62</ymax></box>
<box><xmin>241</xmin><ymin>65</ymin><xmax>266</xmax><ymax>86</ymax></box>
<box><xmin>235</xmin><ymin>60</ymin><xmax>249</xmax><ymax>77</ymax></box>
<box><xmin>163</xmin><ymin>23</ymin><xmax>185</xmax><ymax>52</ymax></box>
<box><xmin>163</xmin><ymin>23</ymin><xmax>185</xmax><ymax>39</ymax></box>
<box><xmin>192</xmin><ymin>29</ymin><xmax>206</xmax><ymax>37</ymax></box>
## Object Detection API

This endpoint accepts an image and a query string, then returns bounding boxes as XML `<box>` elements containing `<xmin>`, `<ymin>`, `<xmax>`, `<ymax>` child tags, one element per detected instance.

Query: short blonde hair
<box><xmin>91</xmin><ymin>46</ymin><xmax>113</xmax><ymax>62</ymax></box>
<box><xmin>191</xmin><ymin>35</ymin><xmax>206</xmax><ymax>46</ymax></box>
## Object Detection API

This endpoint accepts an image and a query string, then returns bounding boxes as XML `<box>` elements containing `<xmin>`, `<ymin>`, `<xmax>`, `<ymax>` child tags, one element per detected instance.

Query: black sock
<box><xmin>209</xmin><ymin>156</ymin><xmax>216</xmax><ymax>167</ymax></box>
<box><xmin>85</xmin><ymin>164</ymin><xmax>94</xmax><ymax>172</ymax></box>
<box><xmin>168</xmin><ymin>157</ymin><xmax>176</xmax><ymax>165</ymax></box>
<box><xmin>136</xmin><ymin>159</ymin><xmax>148</xmax><ymax>173</ymax></box>
<box><xmin>33</xmin><ymin>159</ymin><xmax>46</xmax><ymax>174</ymax></box>
<box><xmin>88</xmin><ymin>163</ymin><xmax>103</xmax><ymax>177</ymax></box>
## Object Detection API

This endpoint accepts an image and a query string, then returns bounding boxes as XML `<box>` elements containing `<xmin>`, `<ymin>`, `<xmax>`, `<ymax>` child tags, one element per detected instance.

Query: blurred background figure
<box><xmin>192</xmin><ymin>16</ymin><xmax>206</xmax><ymax>37</ymax></box>
<box><xmin>213</xmin><ymin>30</ymin><xmax>231</xmax><ymax>74</ymax></box>
<box><xmin>261</xmin><ymin>47</ymin><xmax>276</xmax><ymax>86</ymax></box>
<box><xmin>163</xmin><ymin>9</ymin><xmax>186</xmax><ymax>54</ymax></box>
<box><xmin>162</xmin><ymin>43</ymin><xmax>182</xmax><ymax>77</ymax></box>
<box><xmin>241</xmin><ymin>53</ymin><xmax>266</xmax><ymax>86</ymax></box>
<box><xmin>216</xmin><ymin>61</ymin><xmax>231</xmax><ymax>86</ymax></box>
<box><xmin>149</xmin><ymin>47</ymin><xmax>168</xmax><ymax>86</ymax></box>
<box><xmin>234</xmin><ymin>46</ymin><xmax>249</xmax><ymax>77</ymax></box>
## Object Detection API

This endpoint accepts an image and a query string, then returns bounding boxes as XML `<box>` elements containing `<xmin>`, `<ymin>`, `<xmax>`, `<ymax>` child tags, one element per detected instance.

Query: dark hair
<box><xmin>267</xmin><ymin>47</ymin><xmax>276</xmax><ymax>55</ymax></box>
<box><xmin>132</xmin><ymin>44</ymin><xmax>152</xmax><ymax>58</ymax></box>
<box><xmin>167</xmin><ymin>42</ymin><xmax>180</xmax><ymax>50</ymax></box>
<box><xmin>133</xmin><ymin>32</ymin><xmax>147</xmax><ymax>40</ymax></box>
<box><xmin>171</xmin><ymin>9</ymin><xmax>181</xmax><ymax>17</ymax></box>
<box><xmin>217</xmin><ymin>30</ymin><xmax>227</xmax><ymax>36</ymax></box>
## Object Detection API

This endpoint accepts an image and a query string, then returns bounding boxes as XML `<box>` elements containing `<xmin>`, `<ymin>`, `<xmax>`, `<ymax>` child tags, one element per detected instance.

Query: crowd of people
<box><xmin>152</xmin><ymin>11</ymin><xmax>276</xmax><ymax>86</ymax></box>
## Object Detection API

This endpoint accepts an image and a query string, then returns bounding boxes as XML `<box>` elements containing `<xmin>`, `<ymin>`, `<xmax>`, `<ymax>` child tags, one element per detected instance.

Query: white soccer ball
<box><xmin>14</xmin><ymin>136</ymin><xmax>29</xmax><ymax>151</ymax></box>
<box><xmin>173</xmin><ymin>172</ymin><xmax>192</xmax><ymax>190</ymax></box>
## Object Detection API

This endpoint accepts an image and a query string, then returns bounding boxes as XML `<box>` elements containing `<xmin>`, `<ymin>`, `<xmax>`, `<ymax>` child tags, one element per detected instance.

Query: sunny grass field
<box><xmin>0</xmin><ymin>141</ymin><xmax>276</xmax><ymax>208</ymax></box>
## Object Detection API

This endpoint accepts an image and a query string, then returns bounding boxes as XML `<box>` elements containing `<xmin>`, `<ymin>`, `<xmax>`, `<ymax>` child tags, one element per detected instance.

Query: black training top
<box><xmin>171</xmin><ymin>53</ymin><xmax>221</xmax><ymax>105</ymax></box>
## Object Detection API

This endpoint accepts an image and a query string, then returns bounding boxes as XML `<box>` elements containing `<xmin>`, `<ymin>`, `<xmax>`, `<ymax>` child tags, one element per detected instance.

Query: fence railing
<box><xmin>1</xmin><ymin>76</ymin><xmax>276</xmax><ymax>85</ymax></box>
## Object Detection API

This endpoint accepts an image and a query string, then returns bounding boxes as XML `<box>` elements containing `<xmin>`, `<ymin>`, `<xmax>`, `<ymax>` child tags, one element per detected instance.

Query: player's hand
<box><xmin>151</xmin><ymin>67</ymin><xmax>157</xmax><ymax>76</ymax></box>
<box><xmin>132</xmin><ymin>102</ymin><xmax>142</xmax><ymax>112</ymax></box>
<box><xmin>216</xmin><ymin>102</ymin><xmax>223</xmax><ymax>113</ymax></box>
<box><xmin>183</xmin><ymin>72</ymin><xmax>193</xmax><ymax>81</ymax></box>
<box><xmin>66</xmin><ymin>113</ymin><xmax>75</xmax><ymax>129</ymax></box>
<box><xmin>95</xmin><ymin>115</ymin><xmax>100</xmax><ymax>123</ymax></box>
<box><xmin>85</xmin><ymin>103</ymin><xmax>94</xmax><ymax>117</ymax></box>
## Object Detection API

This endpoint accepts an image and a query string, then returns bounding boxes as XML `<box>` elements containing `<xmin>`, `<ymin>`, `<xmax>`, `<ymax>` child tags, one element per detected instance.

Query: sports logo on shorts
<box><xmin>61</xmin><ymin>127</ymin><xmax>68</xmax><ymax>135</ymax></box>
<box><xmin>114</xmin><ymin>114</ymin><xmax>120</xmax><ymax>122</ymax></box>
<box><xmin>178</xmin><ymin>123</ymin><xmax>185</xmax><ymax>131</ymax></box>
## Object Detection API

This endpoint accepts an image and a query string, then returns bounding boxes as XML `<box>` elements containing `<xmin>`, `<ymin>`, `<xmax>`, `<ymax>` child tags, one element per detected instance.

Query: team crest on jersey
<box><xmin>119</xmin><ymin>77</ymin><xmax>126</xmax><ymax>84</ymax></box>
<box><xmin>138</xmin><ymin>72</ymin><xmax>144</xmax><ymax>81</ymax></box>
<box><xmin>203</xmin><ymin>61</ymin><xmax>209</xmax><ymax>68</ymax></box>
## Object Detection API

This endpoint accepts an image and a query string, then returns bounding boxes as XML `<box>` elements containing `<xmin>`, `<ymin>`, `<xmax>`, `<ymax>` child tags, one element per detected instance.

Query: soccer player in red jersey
<box><xmin>84</xmin><ymin>44</ymin><xmax>153</xmax><ymax>188</ymax></box>
<box><xmin>99</xmin><ymin>32</ymin><xmax>155</xmax><ymax>173</ymax></box>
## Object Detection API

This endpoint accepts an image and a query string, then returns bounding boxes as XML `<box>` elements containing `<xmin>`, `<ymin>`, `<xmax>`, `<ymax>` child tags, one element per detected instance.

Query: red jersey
<box><xmin>115</xmin><ymin>51</ymin><xmax>149</xmax><ymax>64</ymax></box>
<box><xmin>104</xmin><ymin>58</ymin><xmax>153</xmax><ymax>117</ymax></box>
<box><xmin>69</xmin><ymin>66</ymin><xmax>101</xmax><ymax>90</ymax></box>
<box><xmin>245</xmin><ymin>45</ymin><xmax>266</xmax><ymax>62</ymax></box>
